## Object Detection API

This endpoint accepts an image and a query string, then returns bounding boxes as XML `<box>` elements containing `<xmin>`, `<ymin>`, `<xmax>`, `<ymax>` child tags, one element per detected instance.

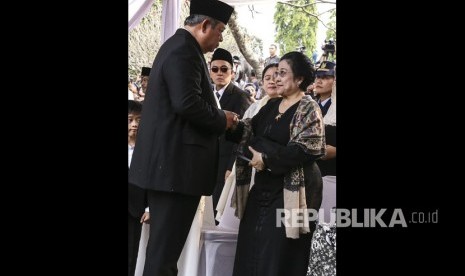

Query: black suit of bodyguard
<box><xmin>128</xmin><ymin>0</ymin><xmax>234</xmax><ymax>275</ymax></box>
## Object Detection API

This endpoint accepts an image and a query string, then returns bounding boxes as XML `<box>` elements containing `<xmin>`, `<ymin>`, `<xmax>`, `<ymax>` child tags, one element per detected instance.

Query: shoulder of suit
<box><xmin>231</xmin><ymin>85</ymin><xmax>248</xmax><ymax>96</ymax></box>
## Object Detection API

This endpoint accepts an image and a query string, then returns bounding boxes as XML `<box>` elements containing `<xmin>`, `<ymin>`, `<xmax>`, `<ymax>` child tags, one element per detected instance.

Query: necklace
<box><xmin>275</xmin><ymin>112</ymin><xmax>283</xmax><ymax>121</ymax></box>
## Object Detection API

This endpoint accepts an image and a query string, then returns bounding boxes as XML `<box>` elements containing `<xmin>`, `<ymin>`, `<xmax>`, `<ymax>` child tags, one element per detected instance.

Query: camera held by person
<box><xmin>321</xmin><ymin>39</ymin><xmax>336</xmax><ymax>56</ymax></box>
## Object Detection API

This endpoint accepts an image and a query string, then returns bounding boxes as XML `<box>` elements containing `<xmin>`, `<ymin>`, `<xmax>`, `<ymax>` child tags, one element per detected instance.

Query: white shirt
<box><xmin>213</xmin><ymin>82</ymin><xmax>231</xmax><ymax>100</ymax></box>
<box><xmin>320</xmin><ymin>97</ymin><xmax>331</xmax><ymax>107</ymax></box>
<box><xmin>128</xmin><ymin>144</ymin><xmax>135</xmax><ymax>168</ymax></box>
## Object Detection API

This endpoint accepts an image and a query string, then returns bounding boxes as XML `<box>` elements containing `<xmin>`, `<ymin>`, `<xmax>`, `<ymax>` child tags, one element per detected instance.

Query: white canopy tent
<box><xmin>129</xmin><ymin>0</ymin><xmax>278</xmax><ymax>41</ymax></box>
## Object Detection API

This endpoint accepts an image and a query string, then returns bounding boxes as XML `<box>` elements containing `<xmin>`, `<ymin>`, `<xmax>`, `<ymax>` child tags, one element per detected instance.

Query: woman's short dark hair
<box><xmin>261</xmin><ymin>63</ymin><xmax>279</xmax><ymax>80</ymax></box>
<box><xmin>280</xmin><ymin>51</ymin><xmax>315</xmax><ymax>91</ymax></box>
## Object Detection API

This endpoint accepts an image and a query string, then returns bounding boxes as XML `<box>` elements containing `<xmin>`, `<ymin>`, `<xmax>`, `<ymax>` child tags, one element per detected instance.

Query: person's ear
<box><xmin>201</xmin><ymin>19</ymin><xmax>211</xmax><ymax>33</ymax></box>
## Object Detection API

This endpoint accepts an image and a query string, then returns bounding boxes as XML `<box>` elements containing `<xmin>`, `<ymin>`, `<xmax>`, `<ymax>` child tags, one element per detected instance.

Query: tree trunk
<box><xmin>228</xmin><ymin>11</ymin><xmax>262</xmax><ymax>78</ymax></box>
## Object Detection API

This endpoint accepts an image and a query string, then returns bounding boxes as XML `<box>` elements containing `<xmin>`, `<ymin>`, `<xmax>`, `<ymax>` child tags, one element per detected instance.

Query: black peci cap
<box><xmin>211</xmin><ymin>48</ymin><xmax>233</xmax><ymax>66</ymax></box>
<box><xmin>141</xmin><ymin>67</ymin><xmax>151</xmax><ymax>76</ymax></box>
<box><xmin>190</xmin><ymin>0</ymin><xmax>234</xmax><ymax>25</ymax></box>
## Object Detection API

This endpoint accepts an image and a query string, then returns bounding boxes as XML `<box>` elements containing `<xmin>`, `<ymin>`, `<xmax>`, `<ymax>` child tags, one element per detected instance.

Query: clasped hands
<box><xmin>224</xmin><ymin>110</ymin><xmax>240</xmax><ymax>130</ymax></box>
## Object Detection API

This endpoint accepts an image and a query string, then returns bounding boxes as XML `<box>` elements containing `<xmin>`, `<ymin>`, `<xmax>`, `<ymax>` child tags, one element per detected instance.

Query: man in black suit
<box><xmin>128</xmin><ymin>1</ymin><xmax>236</xmax><ymax>275</ymax></box>
<box><xmin>209</xmin><ymin>48</ymin><xmax>251</xmax><ymax>217</ymax></box>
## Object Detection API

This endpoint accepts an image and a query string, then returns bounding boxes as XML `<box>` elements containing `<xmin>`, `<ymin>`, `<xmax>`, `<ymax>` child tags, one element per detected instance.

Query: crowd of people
<box><xmin>128</xmin><ymin>0</ymin><xmax>336</xmax><ymax>275</ymax></box>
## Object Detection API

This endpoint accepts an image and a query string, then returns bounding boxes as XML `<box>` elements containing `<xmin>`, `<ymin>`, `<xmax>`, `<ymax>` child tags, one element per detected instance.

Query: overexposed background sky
<box><xmin>234</xmin><ymin>2</ymin><xmax>333</xmax><ymax>58</ymax></box>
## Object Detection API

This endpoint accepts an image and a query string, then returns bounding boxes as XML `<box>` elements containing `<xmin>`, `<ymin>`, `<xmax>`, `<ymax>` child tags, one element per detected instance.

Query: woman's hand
<box><xmin>248</xmin><ymin>146</ymin><xmax>265</xmax><ymax>172</ymax></box>
<box><xmin>321</xmin><ymin>145</ymin><xmax>336</xmax><ymax>160</ymax></box>
<box><xmin>140</xmin><ymin>212</ymin><xmax>150</xmax><ymax>224</ymax></box>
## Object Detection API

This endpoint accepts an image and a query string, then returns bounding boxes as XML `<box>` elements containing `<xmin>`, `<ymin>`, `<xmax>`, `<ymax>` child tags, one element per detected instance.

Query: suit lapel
<box><xmin>219</xmin><ymin>83</ymin><xmax>233</xmax><ymax>108</ymax></box>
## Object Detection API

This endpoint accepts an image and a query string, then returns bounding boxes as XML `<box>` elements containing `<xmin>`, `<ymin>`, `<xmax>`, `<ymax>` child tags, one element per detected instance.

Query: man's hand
<box><xmin>140</xmin><ymin>212</ymin><xmax>150</xmax><ymax>224</ymax></box>
<box><xmin>224</xmin><ymin>110</ymin><xmax>239</xmax><ymax>130</ymax></box>
<box><xmin>225</xmin><ymin>170</ymin><xmax>232</xmax><ymax>181</ymax></box>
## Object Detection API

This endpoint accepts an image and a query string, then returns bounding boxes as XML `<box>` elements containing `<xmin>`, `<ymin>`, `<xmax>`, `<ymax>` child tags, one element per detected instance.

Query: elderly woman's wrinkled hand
<box><xmin>248</xmin><ymin>146</ymin><xmax>265</xmax><ymax>172</ymax></box>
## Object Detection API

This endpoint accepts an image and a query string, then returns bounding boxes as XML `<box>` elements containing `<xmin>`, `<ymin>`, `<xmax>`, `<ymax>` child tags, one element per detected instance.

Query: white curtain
<box><xmin>128</xmin><ymin>0</ymin><xmax>155</xmax><ymax>31</ymax></box>
<box><xmin>129</xmin><ymin>0</ymin><xmax>180</xmax><ymax>42</ymax></box>
<box><xmin>161</xmin><ymin>0</ymin><xmax>181</xmax><ymax>42</ymax></box>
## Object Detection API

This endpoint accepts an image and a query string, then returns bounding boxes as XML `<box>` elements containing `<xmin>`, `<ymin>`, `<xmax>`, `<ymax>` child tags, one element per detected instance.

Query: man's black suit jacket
<box><xmin>129</xmin><ymin>28</ymin><xmax>226</xmax><ymax>196</ymax></box>
<box><xmin>218</xmin><ymin>83</ymin><xmax>251</xmax><ymax>172</ymax></box>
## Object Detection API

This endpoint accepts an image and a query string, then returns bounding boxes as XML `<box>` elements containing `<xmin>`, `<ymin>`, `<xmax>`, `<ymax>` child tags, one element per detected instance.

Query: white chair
<box><xmin>197</xmin><ymin>195</ymin><xmax>238</xmax><ymax>276</ymax></box>
<box><xmin>320</xmin><ymin>175</ymin><xmax>336</xmax><ymax>225</ymax></box>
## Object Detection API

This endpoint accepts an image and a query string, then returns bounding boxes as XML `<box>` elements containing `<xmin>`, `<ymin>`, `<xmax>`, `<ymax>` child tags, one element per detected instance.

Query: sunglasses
<box><xmin>211</xmin><ymin>66</ymin><xmax>230</xmax><ymax>73</ymax></box>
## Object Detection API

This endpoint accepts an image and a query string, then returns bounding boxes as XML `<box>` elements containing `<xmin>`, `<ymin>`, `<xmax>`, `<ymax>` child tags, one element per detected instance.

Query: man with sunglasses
<box><xmin>128</xmin><ymin>1</ymin><xmax>238</xmax><ymax>275</ymax></box>
<box><xmin>210</xmin><ymin>48</ymin><xmax>252</xmax><ymax>221</ymax></box>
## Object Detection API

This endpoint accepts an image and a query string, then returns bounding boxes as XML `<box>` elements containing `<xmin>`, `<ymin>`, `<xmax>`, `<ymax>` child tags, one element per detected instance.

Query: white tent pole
<box><xmin>161</xmin><ymin>0</ymin><xmax>181</xmax><ymax>43</ymax></box>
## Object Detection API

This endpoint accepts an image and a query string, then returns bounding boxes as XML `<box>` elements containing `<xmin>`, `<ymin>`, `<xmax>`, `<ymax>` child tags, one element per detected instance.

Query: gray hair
<box><xmin>184</xmin><ymin>14</ymin><xmax>221</xmax><ymax>28</ymax></box>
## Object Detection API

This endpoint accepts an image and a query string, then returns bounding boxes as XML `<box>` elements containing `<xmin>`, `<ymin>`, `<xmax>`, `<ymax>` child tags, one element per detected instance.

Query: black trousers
<box><xmin>143</xmin><ymin>190</ymin><xmax>201</xmax><ymax>276</ymax></box>
<box><xmin>128</xmin><ymin>213</ymin><xmax>142</xmax><ymax>276</ymax></box>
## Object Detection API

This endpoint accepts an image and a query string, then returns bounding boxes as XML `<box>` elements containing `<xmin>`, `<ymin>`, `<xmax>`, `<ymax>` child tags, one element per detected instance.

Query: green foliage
<box><xmin>325</xmin><ymin>9</ymin><xmax>336</xmax><ymax>41</ymax></box>
<box><xmin>325</xmin><ymin>9</ymin><xmax>336</xmax><ymax>62</ymax></box>
<box><xmin>274</xmin><ymin>0</ymin><xmax>318</xmax><ymax>56</ymax></box>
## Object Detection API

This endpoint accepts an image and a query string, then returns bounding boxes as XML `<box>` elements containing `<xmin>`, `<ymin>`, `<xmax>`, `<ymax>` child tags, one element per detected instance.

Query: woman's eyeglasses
<box><xmin>211</xmin><ymin>66</ymin><xmax>230</xmax><ymax>73</ymax></box>
<box><xmin>273</xmin><ymin>70</ymin><xmax>288</xmax><ymax>78</ymax></box>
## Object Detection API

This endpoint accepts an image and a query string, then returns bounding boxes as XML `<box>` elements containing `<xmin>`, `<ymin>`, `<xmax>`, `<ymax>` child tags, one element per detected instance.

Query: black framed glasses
<box><xmin>274</xmin><ymin>70</ymin><xmax>288</xmax><ymax>78</ymax></box>
<box><xmin>211</xmin><ymin>66</ymin><xmax>230</xmax><ymax>73</ymax></box>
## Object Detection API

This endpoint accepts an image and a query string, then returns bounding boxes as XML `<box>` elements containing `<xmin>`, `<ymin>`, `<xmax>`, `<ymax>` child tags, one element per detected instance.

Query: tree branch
<box><xmin>228</xmin><ymin>11</ymin><xmax>262</xmax><ymax>78</ymax></box>
<box><xmin>283</xmin><ymin>0</ymin><xmax>336</xmax><ymax>6</ymax></box>
<box><xmin>277</xmin><ymin>1</ymin><xmax>336</xmax><ymax>34</ymax></box>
